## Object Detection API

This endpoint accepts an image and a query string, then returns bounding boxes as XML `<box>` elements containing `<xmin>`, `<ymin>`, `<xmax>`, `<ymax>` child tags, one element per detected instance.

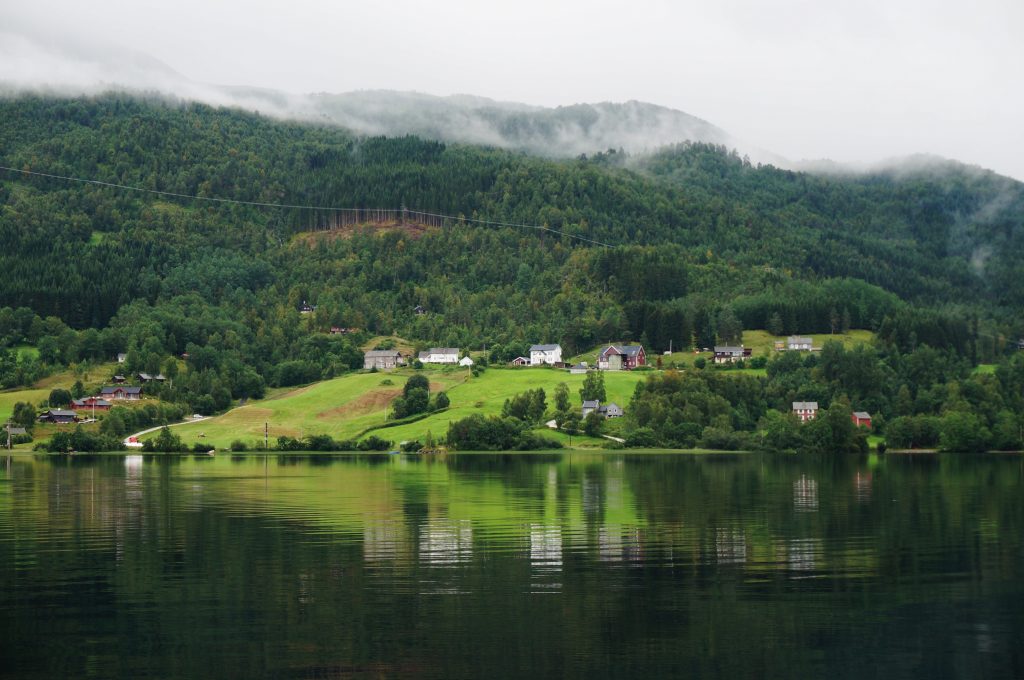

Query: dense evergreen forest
<box><xmin>1</xmin><ymin>93</ymin><xmax>1023</xmax><ymax>450</ymax></box>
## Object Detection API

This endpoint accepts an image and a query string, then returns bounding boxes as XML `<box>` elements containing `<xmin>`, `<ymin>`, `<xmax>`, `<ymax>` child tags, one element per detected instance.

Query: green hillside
<box><xmin>0</xmin><ymin>94</ymin><xmax>1022</xmax><ymax>453</ymax></box>
<box><xmin>155</xmin><ymin>366</ymin><xmax>646</xmax><ymax>449</ymax></box>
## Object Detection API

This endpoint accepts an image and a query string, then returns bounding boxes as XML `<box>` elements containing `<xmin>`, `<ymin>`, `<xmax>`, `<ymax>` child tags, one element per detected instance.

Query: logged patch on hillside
<box><xmin>293</xmin><ymin>221</ymin><xmax>433</xmax><ymax>246</ymax></box>
<box><xmin>316</xmin><ymin>388</ymin><xmax>401</xmax><ymax>420</ymax></box>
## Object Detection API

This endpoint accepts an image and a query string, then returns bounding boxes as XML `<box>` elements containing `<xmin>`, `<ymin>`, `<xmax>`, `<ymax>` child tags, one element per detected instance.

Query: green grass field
<box><xmin>0</xmin><ymin>388</ymin><xmax>49</xmax><ymax>423</ymax></box>
<box><xmin>13</xmin><ymin>344</ymin><xmax>39</xmax><ymax>360</ymax></box>
<box><xmin>160</xmin><ymin>366</ymin><xmax>649</xmax><ymax>449</ymax></box>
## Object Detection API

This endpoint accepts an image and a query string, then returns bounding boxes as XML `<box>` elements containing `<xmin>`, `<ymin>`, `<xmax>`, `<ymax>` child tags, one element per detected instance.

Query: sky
<box><xmin>1</xmin><ymin>0</ymin><xmax>1022</xmax><ymax>180</ymax></box>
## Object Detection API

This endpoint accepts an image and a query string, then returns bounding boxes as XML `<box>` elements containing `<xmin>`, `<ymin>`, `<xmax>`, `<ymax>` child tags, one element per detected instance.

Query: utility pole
<box><xmin>264</xmin><ymin>422</ymin><xmax>269</xmax><ymax>450</ymax></box>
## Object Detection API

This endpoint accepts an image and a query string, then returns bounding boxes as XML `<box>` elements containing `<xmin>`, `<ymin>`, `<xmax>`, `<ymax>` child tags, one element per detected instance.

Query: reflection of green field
<box><xmin>162</xmin><ymin>367</ymin><xmax>648</xmax><ymax>448</ymax></box>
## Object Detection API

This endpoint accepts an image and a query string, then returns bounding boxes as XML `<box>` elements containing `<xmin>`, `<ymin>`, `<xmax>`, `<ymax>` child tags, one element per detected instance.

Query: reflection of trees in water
<box><xmin>854</xmin><ymin>471</ymin><xmax>873</xmax><ymax>503</ymax></box>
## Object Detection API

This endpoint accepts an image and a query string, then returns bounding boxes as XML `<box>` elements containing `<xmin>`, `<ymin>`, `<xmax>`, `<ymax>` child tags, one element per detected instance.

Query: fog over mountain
<box><xmin>0</xmin><ymin>33</ymin><xmax>759</xmax><ymax>163</ymax></box>
<box><xmin>0</xmin><ymin>18</ymin><xmax>1016</xmax><ymax>180</ymax></box>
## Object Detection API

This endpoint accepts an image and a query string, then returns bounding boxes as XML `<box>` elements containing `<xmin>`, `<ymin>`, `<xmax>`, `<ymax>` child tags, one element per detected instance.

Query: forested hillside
<box><xmin>1</xmin><ymin>93</ymin><xmax>1023</xmax><ymax>446</ymax></box>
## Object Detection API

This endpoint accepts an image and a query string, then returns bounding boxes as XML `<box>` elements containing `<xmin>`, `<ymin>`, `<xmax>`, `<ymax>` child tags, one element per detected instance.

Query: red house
<box><xmin>101</xmin><ymin>386</ymin><xmax>143</xmax><ymax>401</ymax></box>
<box><xmin>851</xmin><ymin>411</ymin><xmax>872</xmax><ymax>428</ymax></box>
<box><xmin>598</xmin><ymin>345</ymin><xmax>646</xmax><ymax>370</ymax></box>
<box><xmin>510</xmin><ymin>356</ymin><xmax>530</xmax><ymax>366</ymax></box>
<box><xmin>71</xmin><ymin>397</ymin><xmax>112</xmax><ymax>412</ymax></box>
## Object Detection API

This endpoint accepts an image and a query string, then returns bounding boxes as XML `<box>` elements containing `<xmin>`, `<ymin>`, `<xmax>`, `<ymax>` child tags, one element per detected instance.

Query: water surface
<box><xmin>1</xmin><ymin>452</ymin><xmax>1021</xmax><ymax>678</ymax></box>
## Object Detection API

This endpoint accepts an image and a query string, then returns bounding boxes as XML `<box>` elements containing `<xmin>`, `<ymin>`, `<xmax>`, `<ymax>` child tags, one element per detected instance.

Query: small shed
<box><xmin>459</xmin><ymin>356</ymin><xmax>474</xmax><ymax>367</ymax></box>
<box><xmin>851</xmin><ymin>411</ymin><xmax>872</xmax><ymax>428</ymax></box>
<box><xmin>510</xmin><ymin>356</ymin><xmax>530</xmax><ymax>366</ymax></box>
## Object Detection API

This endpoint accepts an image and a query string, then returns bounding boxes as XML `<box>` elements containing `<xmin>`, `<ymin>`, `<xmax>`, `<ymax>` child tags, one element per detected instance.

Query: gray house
<box><xmin>787</xmin><ymin>336</ymin><xmax>813</xmax><ymax>351</ymax></box>
<box><xmin>364</xmin><ymin>350</ymin><xmax>403</xmax><ymax>370</ymax></box>
<box><xmin>582</xmin><ymin>400</ymin><xmax>625</xmax><ymax>419</ymax></box>
<box><xmin>600</xmin><ymin>402</ymin><xmax>624</xmax><ymax>418</ymax></box>
<box><xmin>37</xmin><ymin>409</ymin><xmax>78</xmax><ymax>424</ymax></box>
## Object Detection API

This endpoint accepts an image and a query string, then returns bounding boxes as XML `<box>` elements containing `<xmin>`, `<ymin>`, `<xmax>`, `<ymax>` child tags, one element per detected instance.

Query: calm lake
<box><xmin>1</xmin><ymin>452</ymin><xmax>1021</xmax><ymax>679</ymax></box>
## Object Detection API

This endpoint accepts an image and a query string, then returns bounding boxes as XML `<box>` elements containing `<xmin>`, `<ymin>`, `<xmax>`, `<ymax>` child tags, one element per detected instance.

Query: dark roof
<box><xmin>101</xmin><ymin>386</ymin><xmax>143</xmax><ymax>395</ymax></box>
<box><xmin>530</xmin><ymin>344</ymin><xmax>561</xmax><ymax>352</ymax></box>
<box><xmin>582</xmin><ymin>400</ymin><xmax>600</xmax><ymax>409</ymax></box>
<box><xmin>42</xmin><ymin>409</ymin><xmax>77</xmax><ymax>418</ymax></box>
<box><xmin>602</xmin><ymin>344</ymin><xmax>643</xmax><ymax>356</ymax></box>
<box><xmin>6</xmin><ymin>426</ymin><xmax>26</xmax><ymax>435</ymax></box>
<box><xmin>853</xmin><ymin>411</ymin><xmax>872</xmax><ymax>419</ymax></box>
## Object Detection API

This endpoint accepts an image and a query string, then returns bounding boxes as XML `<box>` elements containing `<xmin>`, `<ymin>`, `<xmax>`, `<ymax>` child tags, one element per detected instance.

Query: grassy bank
<box><xmin>157</xmin><ymin>366</ymin><xmax>648</xmax><ymax>449</ymax></box>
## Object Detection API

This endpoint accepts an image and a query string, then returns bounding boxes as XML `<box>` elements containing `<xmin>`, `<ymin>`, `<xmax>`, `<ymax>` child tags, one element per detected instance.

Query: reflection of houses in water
<box><xmin>530</xmin><ymin>525</ymin><xmax>563</xmax><ymax>570</ymax></box>
<box><xmin>854</xmin><ymin>472</ymin><xmax>872</xmax><ymax>503</ymax></box>
<box><xmin>582</xmin><ymin>476</ymin><xmax>602</xmax><ymax>520</ymax></box>
<box><xmin>598</xmin><ymin>526</ymin><xmax>645</xmax><ymax>563</ymax></box>
<box><xmin>793</xmin><ymin>475</ymin><xmax>819</xmax><ymax>512</ymax></box>
<box><xmin>787</xmin><ymin>538</ymin><xmax>820</xmax><ymax>572</ymax></box>
<box><xmin>418</xmin><ymin>519</ymin><xmax>473</xmax><ymax>566</ymax></box>
<box><xmin>715</xmin><ymin>528</ymin><xmax>747</xmax><ymax>564</ymax></box>
<box><xmin>363</xmin><ymin>520</ymin><xmax>411</xmax><ymax>564</ymax></box>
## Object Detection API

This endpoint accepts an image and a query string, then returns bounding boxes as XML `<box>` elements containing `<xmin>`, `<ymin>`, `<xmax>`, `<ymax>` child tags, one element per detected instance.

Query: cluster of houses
<box><xmin>790</xmin><ymin>401</ymin><xmax>872</xmax><ymax>428</ymax></box>
<box><xmin>364</xmin><ymin>348</ymin><xmax>475</xmax><ymax>370</ymax></box>
<box><xmin>35</xmin><ymin>374</ymin><xmax>156</xmax><ymax>424</ymax></box>
<box><xmin>364</xmin><ymin>343</ymin><xmax>655</xmax><ymax>373</ymax></box>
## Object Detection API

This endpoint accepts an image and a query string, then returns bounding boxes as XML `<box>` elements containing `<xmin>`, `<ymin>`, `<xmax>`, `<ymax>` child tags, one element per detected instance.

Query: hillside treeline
<box><xmin>1</xmin><ymin>94</ymin><xmax>1022</xmax><ymax>427</ymax></box>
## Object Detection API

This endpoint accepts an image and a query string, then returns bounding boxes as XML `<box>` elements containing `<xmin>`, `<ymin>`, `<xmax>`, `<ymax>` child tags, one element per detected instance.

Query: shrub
<box><xmin>229</xmin><ymin>440</ymin><xmax>249</xmax><ymax>452</ymax></box>
<box><xmin>359</xmin><ymin>435</ymin><xmax>393</xmax><ymax>451</ymax></box>
<box><xmin>625</xmin><ymin>427</ymin><xmax>657</xmax><ymax>448</ymax></box>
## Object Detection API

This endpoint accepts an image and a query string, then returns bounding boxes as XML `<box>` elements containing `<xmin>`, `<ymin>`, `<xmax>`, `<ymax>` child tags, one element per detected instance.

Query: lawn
<box><xmin>159</xmin><ymin>366</ymin><xmax>649</xmax><ymax>449</ymax></box>
<box><xmin>0</xmin><ymin>388</ymin><xmax>49</xmax><ymax>422</ymax></box>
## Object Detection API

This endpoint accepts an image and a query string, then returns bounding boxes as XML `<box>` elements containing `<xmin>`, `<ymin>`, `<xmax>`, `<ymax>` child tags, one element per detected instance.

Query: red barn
<box><xmin>598</xmin><ymin>345</ymin><xmax>646</xmax><ymax>370</ymax></box>
<box><xmin>851</xmin><ymin>411</ymin><xmax>872</xmax><ymax>428</ymax></box>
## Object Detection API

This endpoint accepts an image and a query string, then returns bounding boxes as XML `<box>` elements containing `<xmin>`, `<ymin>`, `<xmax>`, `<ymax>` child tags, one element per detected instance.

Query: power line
<box><xmin>0</xmin><ymin>164</ymin><xmax>614</xmax><ymax>248</ymax></box>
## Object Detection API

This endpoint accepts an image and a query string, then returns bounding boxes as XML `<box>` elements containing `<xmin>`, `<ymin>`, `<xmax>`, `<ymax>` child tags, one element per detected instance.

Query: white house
<box><xmin>792</xmin><ymin>401</ymin><xmax>819</xmax><ymax>422</ymax></box>
<box><xmin>787</xmin><ymin>336</ymin><xmax>813</xmax><ymax>351</ymax></box>
<box><xmin>582</xmin><ymin>400</ymin><xmax>601</xmax><ymax>417</ymax></box>
<box><xmin>459</xmin><ymin>356</ymin><xmax>474</xmax><ymax>367</ymax></box>
<box><xmin>713</xmin><ymin>346</ymin><xmax>751</xmax><ymax>364</ymax></box>
<box><xmin>530</xmin><ymin>344</ymin><xmax>563</xmax><ymax>366</ymax></box>
<box><xmin>418</xmin><ymin>348</ymin><xmax>460</xmax><ymax>364</ymax></box>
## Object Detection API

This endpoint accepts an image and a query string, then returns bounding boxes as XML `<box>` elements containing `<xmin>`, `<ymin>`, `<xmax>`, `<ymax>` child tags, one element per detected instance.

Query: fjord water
<box><xmin>0</xmin><ymin>453</ymin><xmax>1021</xmax><ymax>679</ymax></box>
